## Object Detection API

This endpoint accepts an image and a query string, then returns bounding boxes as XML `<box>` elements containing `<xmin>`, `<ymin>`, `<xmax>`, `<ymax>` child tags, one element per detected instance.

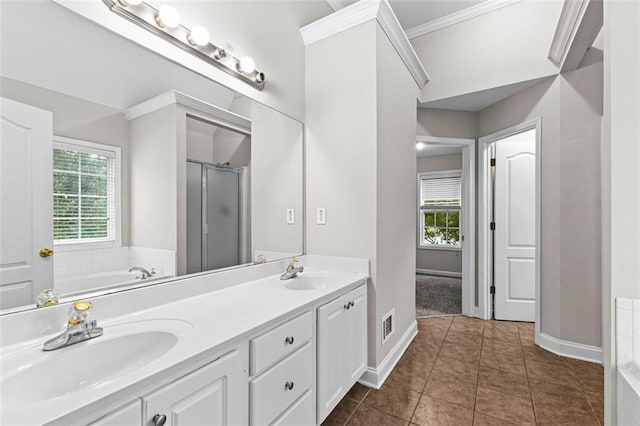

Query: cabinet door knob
<box><xmin>152</xmin><ymin>414</ymin><xmax>167</xmax><ymax>426</ymax></box>
<box><xmin>349</xmin><ymin>301</ymin><xmax>354</xmax><ymax>307</ymax></box>
<box><xmin>285</xmin><ymin>381</ymin><xmax>294</xmax><ymax>390</ymax></box>
<box><xmin>285</xmin><ymin>336</ymin><xmax>295</xmax><ymax>345</ymax></box>
<box><xmin>344</xmin><ymin>303</ymin><xmax>350</xmax><ymax>310</ymax></box>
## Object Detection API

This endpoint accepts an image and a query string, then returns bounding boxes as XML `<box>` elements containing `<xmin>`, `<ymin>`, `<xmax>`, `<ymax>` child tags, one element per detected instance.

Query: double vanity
<box><xmin>0</xmin><ymin>256</ymin><xmax>369</xmax><ymax>425</ymax></box>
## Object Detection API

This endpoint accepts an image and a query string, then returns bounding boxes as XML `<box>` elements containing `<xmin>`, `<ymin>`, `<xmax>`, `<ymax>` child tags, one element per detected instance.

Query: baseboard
<box><xmin>537</xmin><ymin>332</ymin><xmax>603</xmax><ymax>364</ymax></box>
<box><xmin>358</xmin><ymin>320</ymin><xmax>418</xmax><ymax>389</ymax></box>
<box><xmin>416</xmin><ymin>268</ymin><xmax>462</xmax><ymax>278</ymax></box>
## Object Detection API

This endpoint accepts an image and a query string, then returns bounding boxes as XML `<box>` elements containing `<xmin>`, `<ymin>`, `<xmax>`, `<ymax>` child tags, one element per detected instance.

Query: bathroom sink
<box><xmin>275</xmin><ymin>272</ymin><xmax>342</xmax><ymax>291</ymax></box>
<box><xmin>1</xmin><ymin>319</ymin><xmax>194</xmax><ymax>403</ymax></box>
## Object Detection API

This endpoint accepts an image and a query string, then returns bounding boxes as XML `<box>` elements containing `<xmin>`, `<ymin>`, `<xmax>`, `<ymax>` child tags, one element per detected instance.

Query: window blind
<box><xmin>53</xmin><ymin>142</ymin><xmax>116</xmax><ymax>243</ymax></box>
<box><xmin>420</xmin><ymin>174</ymin><xmax>461</xmax><ymax>207</ymax></box>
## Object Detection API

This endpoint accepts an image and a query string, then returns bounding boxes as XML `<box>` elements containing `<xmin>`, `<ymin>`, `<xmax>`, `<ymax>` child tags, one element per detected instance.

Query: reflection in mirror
<box><xmin>0</xmin><ymin>1</ymin><xmax>303</xmax><ymax>313</ymax></box>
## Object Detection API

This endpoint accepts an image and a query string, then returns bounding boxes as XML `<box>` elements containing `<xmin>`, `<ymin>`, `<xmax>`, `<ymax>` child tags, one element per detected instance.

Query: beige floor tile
<box><xmin>475</xmin><ymin>387</ymin><xmax>535</xmax><ymax>425</ymax></box>
<box><xmin>347</xmin><ymin>405</ymin><xmax>407</xmax><ymax>426</ymax></box>
<box><xmin>411</xmin><ymin>394</ymin><xmax>474</xmax><ymax>426</ymax></box>
<box><xmin>322</xmin><ymin>398</ymin><xmax>359</xmax><ymax>426</ymax></box>
<box><xmin>480</xmin><ymin>345</ymin><xmax>526</xmax><ymax>376</ymax></box>
<box><xmin>431</xmin><ymin>354</ymin><xmax>480</xmax><ymax>384</ymax></box>
<box><xmin>533</xmin><ymin>402</ymin><xmax>601</xmax><ymax>425</ymax></box>
<box><xmin>385</xmin><ymin>358</ymin><xmax>431</xmax><ymax>392</ymax></box>
<box><xmin>361</xmin><ymin>384</ymin><xmax>421</xmax><ymax>421</ymax></box>
<box><xmin>345</xmin><ymin>383</ymin><xmax>371</xmax><ymax>403</ymax></box>
<box><xmin>439</xmin><ymin>341</ymin><xmax>481</xmax><ymax>364</ymax></box>
<box><xmin>472</xmin><ymin>412</ymin><xmax>518</xmax><ymax>426</ymax></box>
<box><xmin>444</xmin><ymin>329</ymin><xmax>483</xmax><ymax>348</ymax></box>
<box><xmin>478</xmin><ymin>365</ymin><xmax>530</xmax><ymax>398</ymax></box>
<box><xmin>525</xmin><ymin>358</ymin><xmax>578</xmax><ymax>388</ymax></box>
<box><xmin>529</xmin><ymin>379</ymin><xmax>594</xmax><ymax>417</ymax></box>
<box><xmin>584</xmin><ymin>390</ymin><xmax>604</xmax><ymax>424</ymax></box>
<box><xmin>424</xmin><ymin>370</ymin><xmax>477</xmax><ymax>409</ymax></box>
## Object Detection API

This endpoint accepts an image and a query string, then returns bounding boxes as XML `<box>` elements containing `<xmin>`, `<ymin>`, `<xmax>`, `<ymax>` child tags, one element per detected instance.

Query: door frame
<box><xmin>477</xmin><ymin>118</ymin><xmax>541</xmax><ymax>322</ymax></box>
<box><xmin>416</xmin><ymin>136</ymin><xmax>476</xmax><ymax>317</ymax></box>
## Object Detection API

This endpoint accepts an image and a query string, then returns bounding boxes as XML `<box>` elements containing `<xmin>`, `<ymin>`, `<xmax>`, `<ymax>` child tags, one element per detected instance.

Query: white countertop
<box><xmin>0</xmin><ymin>265</ymin><xmax>368</xmax><ymax>425</ymax></box>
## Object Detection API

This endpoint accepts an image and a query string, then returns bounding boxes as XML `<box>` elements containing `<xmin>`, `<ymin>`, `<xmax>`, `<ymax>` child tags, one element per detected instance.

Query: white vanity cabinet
<box><xmin>142</xmin><ymin>349</ymin><xmax>244</xmax><ymax>426</ymax></box>
<box><xmin>316</xmin><ymin>283</ymin><xmax>367</xmax><ymax>423</ymax></box>
<box><xmin>249</xmin><ymin>311</ymin><xmax>314</xmax><ymax>426</ymax></box>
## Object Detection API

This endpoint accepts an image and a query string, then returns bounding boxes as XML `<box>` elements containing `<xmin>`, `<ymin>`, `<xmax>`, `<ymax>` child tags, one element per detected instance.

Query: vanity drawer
<box><xmin>250</xmin><ymin>342</ymin><xmax>312</xmax><ymax>425</ymax></box>
<box><xmin>250</xmin><ymin>311</ymin><xmax>312</xmax><ymax>375</ymax></box>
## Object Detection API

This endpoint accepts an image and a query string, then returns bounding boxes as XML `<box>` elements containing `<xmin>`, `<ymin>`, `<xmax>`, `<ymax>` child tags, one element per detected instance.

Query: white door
<box><xmin>0</xmin><ymin>97</ymin><xmax>53</xmax><ymax>310</ymax></box>
<box><xmin>493</xmin><ymin>128</ymin><xmax>536</xmax><ymax>321</ymax></box>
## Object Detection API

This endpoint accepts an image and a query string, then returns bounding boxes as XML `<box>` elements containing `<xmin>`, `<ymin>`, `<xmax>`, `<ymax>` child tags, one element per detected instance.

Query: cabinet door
<box><xmin>317</xmin><ymin>293</ymin><xmax>348</xmax><ymax>423</ymax></box>
<box><xmin>144</xmin><ymin>350</ymin><xmax>242</xmax><ymax>426</ymax></box>
<box><xmin>344</xmin><ymin>285</ymin><xmax>367</xmax><ymax>383</ymax></box>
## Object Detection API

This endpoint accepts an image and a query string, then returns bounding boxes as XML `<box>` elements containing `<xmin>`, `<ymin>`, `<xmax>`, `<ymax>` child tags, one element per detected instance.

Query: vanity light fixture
<box><xmin>103</xmin><ymin>0</ymin><xmax>266</xmax><ymax>89</ymax></box>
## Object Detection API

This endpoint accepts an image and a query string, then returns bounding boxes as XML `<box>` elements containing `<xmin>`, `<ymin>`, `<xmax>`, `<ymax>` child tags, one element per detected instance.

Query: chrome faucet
<box><xmin>128</xmin><ymin>266</ymin><xmax>153</xmax><ymax>280</ymax></box>
<box><xmin>280</xmin><ymin>257</ymin><xmax>304</xmax><ymax>280</ymax></box>
<box><xmin>43</xmin><ymin>301</ymin><xmax>103</xmax><ymax>351</ymax></box>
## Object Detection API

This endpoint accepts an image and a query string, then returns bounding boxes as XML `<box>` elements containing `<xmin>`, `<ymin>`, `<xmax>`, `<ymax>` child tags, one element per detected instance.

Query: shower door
<box><xmin>187</xmin><ymin>161</ymin><xmax>243</xmax><ymax>273</ymax></box>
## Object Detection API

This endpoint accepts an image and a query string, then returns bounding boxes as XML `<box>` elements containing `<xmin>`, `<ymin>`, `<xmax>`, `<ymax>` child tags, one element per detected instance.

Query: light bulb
<box><xmin>416</xmin><ymin>142</ymin><xmax>426</xmax><ymax>150</ymax></box>
<box><xmin>156</xmin><ymin>5</ymin><xmax>180</xmax><ymax>28</ymax></box>
<box><xmin>188</xmin><ymin>25</ymin><xmax>210</xmax><ymax>47</ymax></box>
<box><xmin>238</xmin><ymin>56</ymin><xmax>256</xmax><ymax>74</ymax></box>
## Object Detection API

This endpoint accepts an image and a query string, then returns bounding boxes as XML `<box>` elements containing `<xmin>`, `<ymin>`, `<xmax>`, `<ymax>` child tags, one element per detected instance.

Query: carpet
<box><xmin>416</xmin><ymin>274</ymin><xmax>462</xmax><ymax>317</ymax></box>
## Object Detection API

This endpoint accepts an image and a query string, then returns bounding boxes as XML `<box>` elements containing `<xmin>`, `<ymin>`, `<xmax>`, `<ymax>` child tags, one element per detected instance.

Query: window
<box><xmin>419</xmin><ymin>170</ymin><xmax>461</xmax><ymax>248</ymax></box>
<box><xmin>53</xmin><ymin>137</ymin><xmax>120</xmax><ymax>246</ymax></box>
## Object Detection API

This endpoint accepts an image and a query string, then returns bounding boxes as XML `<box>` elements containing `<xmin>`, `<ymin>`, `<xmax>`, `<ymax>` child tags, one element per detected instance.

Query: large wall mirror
<box><xmin>0</xmin><ymin>1</ymin><xmax>303</xmax><ymax>313</ymax></box>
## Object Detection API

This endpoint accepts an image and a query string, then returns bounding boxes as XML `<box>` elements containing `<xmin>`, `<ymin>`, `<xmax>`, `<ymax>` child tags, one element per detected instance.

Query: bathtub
<box><xmin>56</xmin><ymin>270</ymin><xmax>170</xmax><ymax>299</ymax></box>
<box><xmin>616</xmin><ymin>298</ymin><xmax>640</xmax><ymax>424</ymax></box>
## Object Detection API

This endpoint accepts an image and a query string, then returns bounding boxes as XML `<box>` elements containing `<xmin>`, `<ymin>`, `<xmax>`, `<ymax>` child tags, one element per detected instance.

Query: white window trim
<box><xmin>53</xmin><ymin>135</ymin><xmax>122</xmax><ymax>251</ymax></box>
<box><xmin>417</xmin><ymin>169</ymin><xmax>462</xmax><ymax>251</ymax></box>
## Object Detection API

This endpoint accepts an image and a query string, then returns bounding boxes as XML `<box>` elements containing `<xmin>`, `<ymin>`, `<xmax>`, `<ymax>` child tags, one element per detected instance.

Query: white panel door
<box><xmin>0</xmin><ymin>97</ymin><xmax>53</xmax><ymax>310</ymax></box>
<box><xmin>494</xmin><ymin>129</ymin><xmax>536</xmax><ymax>321</ymax></box>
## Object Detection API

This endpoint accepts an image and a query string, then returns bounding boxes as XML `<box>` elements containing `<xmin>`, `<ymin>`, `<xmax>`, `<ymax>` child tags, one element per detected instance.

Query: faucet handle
<box><xmin>68</xmin><ymin>301</ymin><xmax>92</xmax><ymax>325</ymax></box>
<box><xmin>287</xmin><ymin>256</ymin><xmax>299</xmax><ymax>271</ymax></box>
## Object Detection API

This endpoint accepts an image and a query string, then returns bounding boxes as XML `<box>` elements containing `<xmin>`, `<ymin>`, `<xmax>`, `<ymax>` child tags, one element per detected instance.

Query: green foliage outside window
<box><xmin>53</xmin><ymin>149</ymin><xmax>110</xmax><ymax>241</ymax></box>
<box><xmin>423</xmin><ymin>211</ymin><xmax>460</xmax><ymax>246</ymax></box>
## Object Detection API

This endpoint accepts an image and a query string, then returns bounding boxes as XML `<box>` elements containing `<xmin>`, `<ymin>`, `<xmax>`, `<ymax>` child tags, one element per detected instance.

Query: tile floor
<box><xmin>322</xmin><ymin>315</ymin><xmax>604</xmax><ymax>425</ymax></box>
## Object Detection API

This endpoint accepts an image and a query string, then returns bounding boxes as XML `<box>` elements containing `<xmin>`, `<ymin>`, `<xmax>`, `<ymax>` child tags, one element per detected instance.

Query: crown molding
<box><xmin>548</xmin><ymin>0</ymin><xmax>600</xmax><ymax>71</ymax></box>
<box><xmin>123</xmin><ymin>90</ymin><xmax>251</xmax><ymax>132</ymax></box>
<box><xmin>300</xmin><ymin>0</ymin><xmax>429</xmax><ymax>88</ymax></box>
<box><xmin>405</xmin><ymin>0</ymin><xmax>523</xmax><ymax>39</ymax></box>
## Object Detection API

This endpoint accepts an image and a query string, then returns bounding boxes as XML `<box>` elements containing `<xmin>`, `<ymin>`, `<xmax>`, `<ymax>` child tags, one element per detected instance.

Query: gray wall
<box><xmin>416</xmin><ymin>154</ymin><xmax>463</xmax><ymax>274</ymax></box>
<box><xmin>417</xmin><ymin>108</ymin><xmax>477</xmax><ymax>139</ymax></box>
<box><xmin>477</xmin><ymin>60</ymin><xmax>603</xmax><ymax>348</ymax></box>
<box><xmin>0</xmin><ymin>77</ymin><xmax>131</xmax><ymax>246</ymax></box>
<box><xmin>306</xmin><ymin>20</ymin><xmax>418</xmax><ymax>366</ymax></box>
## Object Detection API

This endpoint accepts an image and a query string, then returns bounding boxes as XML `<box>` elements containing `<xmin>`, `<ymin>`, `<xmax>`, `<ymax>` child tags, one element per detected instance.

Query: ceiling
<box><xmin>327</xmin><ymin>0</ymin><xmax>488</xmax><ymax>32</ymax></box>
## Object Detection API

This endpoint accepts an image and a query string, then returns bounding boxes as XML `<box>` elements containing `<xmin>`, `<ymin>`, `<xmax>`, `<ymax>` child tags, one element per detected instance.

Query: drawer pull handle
<box><xmin>344</xmin><ymin>303</ymin><xmax>350</xmax><ymax>310</ymax></box>
<box><xmin>285</xmin><ymin>381</ymin><xmax>294</xmax><ymax>390</ymax></box>
<box><xmin>153</xmin><ymin>414</ymin><xmax>167</xmax><ymax>426</ymax></box>
<box><xmin>285</xmin><ymin>336</ymin><xmax>295</xmax><ymax>345</ymax></box>
<box><xmin>349</xmin><ymin>301</ymin><xmax>354</xmax><ymax>307</ymax></box>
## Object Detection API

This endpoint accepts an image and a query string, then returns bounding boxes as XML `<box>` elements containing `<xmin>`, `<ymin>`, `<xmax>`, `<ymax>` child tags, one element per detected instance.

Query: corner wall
<box><xmin>478</xmin><ymin>61</ymin><xmax>603</xmax><ymax>349</ymax></box>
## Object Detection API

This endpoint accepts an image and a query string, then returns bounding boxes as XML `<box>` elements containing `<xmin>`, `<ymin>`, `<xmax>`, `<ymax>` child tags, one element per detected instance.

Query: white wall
<box><xmin>375</xmin><ymin>23</ymin><xmax>419</xmax><ymax>363</ymax></box>
<box><xmin>416</xmin><ymin>154</ymin><xmax>463</xmax><ymax>274</ymax></box>
<box><xmin>411</xmin><ymin>0</ymin><xmax>562</xmax><ymax>104</ymax></box>
<box><xmin>0</xmin><ymin>77</ymin><xmax>131</xmax><ymax>247</ymax></box>
<box><xmin>601</xmin><ymin>1</ymin><xmax>640</xmax><ymax>423</ymax></box>
<box><xmin>306</xmin><ymin>20</ymin><xmax>418</xmax><ymax>366</ymax></box>
<box><xmin>477</xmin><ymin>60</ymin><xmax>603</xmax><ymax>348</ymax></box>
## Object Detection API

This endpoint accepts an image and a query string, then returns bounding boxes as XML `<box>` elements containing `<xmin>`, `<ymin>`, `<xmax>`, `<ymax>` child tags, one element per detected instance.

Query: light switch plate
<box><xmin>316</xmin><ymin>208</ymin><xmax>326</xmax><ymax>225</ymax></box>
<box><xmin>286</xmin><ymin>209</ymin><xmax>295</xmax><ymax>224</ymax></box>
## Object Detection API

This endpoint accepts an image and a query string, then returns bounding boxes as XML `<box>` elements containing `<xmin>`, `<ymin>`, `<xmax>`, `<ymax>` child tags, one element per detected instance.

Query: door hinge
<box><xmin>490</xmin><ymin>222</ymin><xmax>495</xmax><ymax>231</ymax></box>
<box><xmin>490</xmin><ymin>158</ymin><xmax>496</xmax><ymax>167</ymax></box>
<box><xmin>490</xmin><ymin>285</ymin><xmax>496</xmax><ymax>294</ymax></box>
